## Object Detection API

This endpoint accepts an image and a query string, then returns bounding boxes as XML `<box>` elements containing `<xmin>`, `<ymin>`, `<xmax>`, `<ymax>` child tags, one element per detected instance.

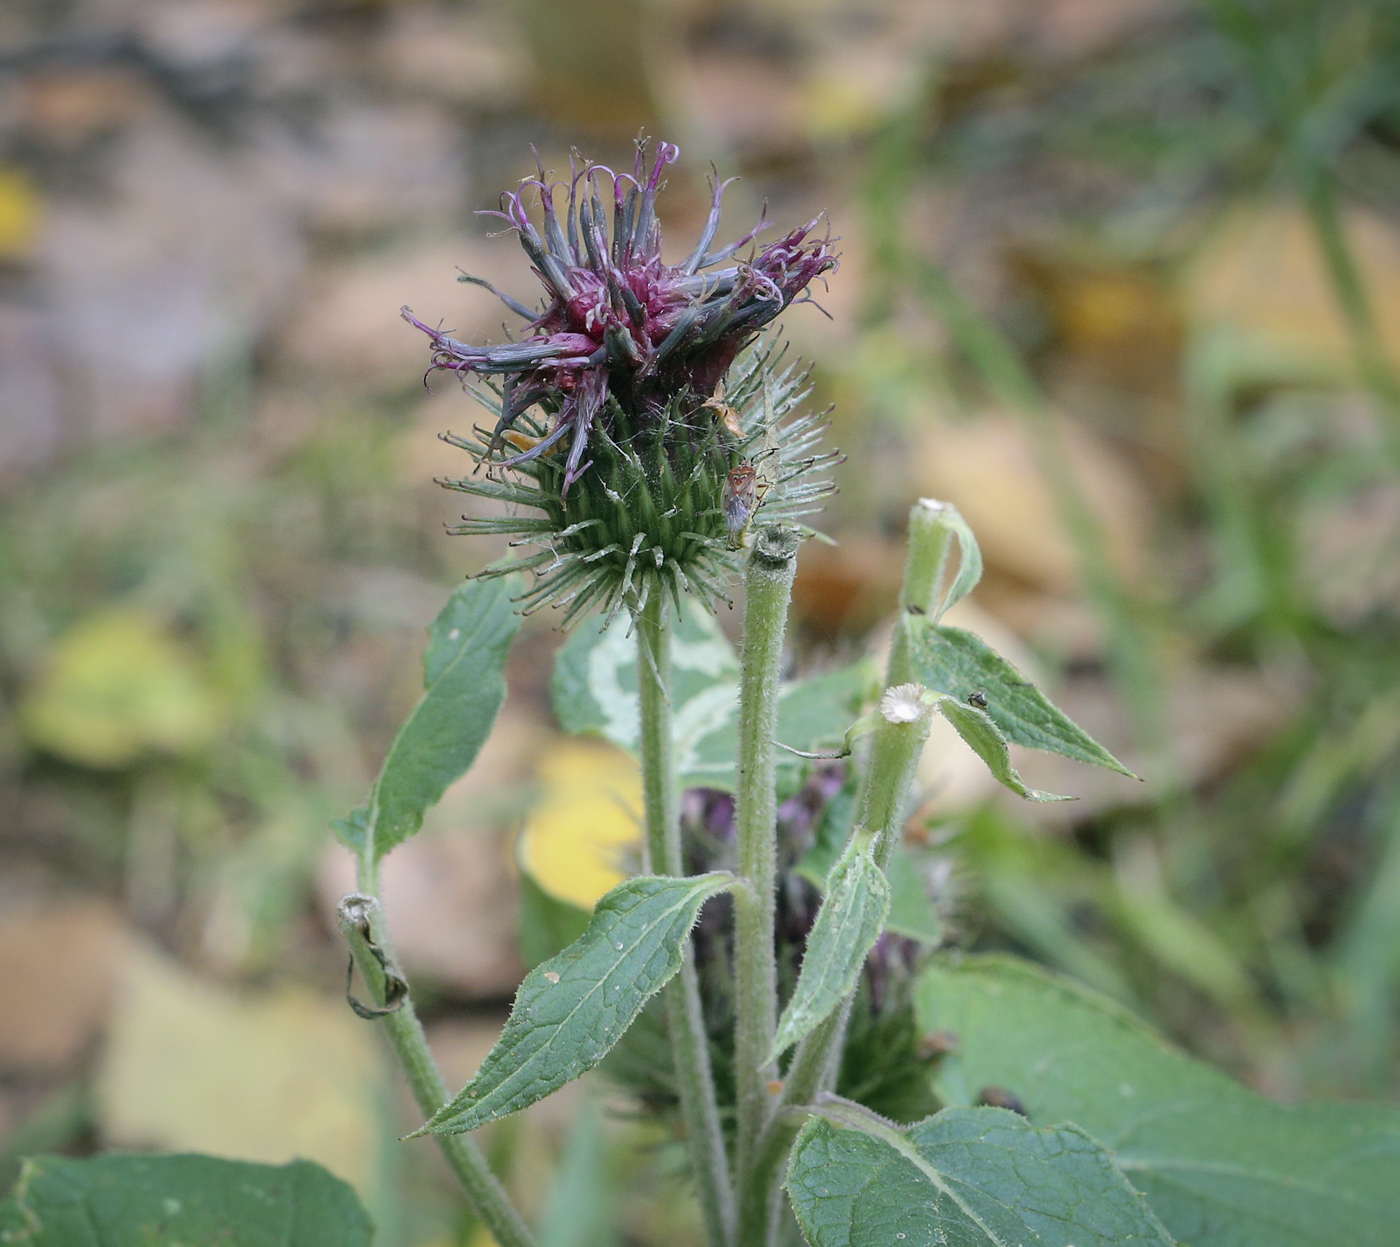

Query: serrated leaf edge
<box><xmin>767</xmin><ymin>837</ymin><xmax>891</xmax><ymax>1063</ymax></box>
<box><xmin>417</xmin><ymin>871</ymin><xmax>735</xmax><ymax>1136</ymax></box>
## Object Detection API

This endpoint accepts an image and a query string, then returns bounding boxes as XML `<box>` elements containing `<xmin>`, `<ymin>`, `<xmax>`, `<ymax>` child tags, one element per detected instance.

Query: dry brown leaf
<box><xmin>915</xmin><ymin>410</ymin><xmax>1151</xmax><ymax>593</ymax></box>
<box><xmin>1187</xmin><ymin>200</ymin><xmax>1400</xmax><ymax>373</ymax></box>
<box><xmin>791</xmin><ymin>535</ymin><xmax>905</xmax><ymax>642</ymax></box>
<box><xmin>280</xmin><ymin>237</ymin><xmax>525</xmax><ymax>390</ymax></box>
<box><xmin>0</xmin><ymin>899</ymin><xmax>130</xmax><ymax>1076</ymax></box>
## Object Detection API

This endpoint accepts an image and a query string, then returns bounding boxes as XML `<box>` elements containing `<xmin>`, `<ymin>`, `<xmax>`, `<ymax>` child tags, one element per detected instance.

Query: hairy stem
<box><xmin>636</xmin><ymin>591</ymin><xmax>736</xmax><ymax>1247</ymax></box>
<box><xmin>740</xmin><ymin>503</ymin><xmax>941</xmax><ymax>1241</ymax></box>
<box><xmin>886</xmin><ymin>498</ymin><xmax>954</xmax><ymax>687</ymax></box>
<box><xmin>739</xmin><ymin>695</ymin><xmax>932</xmax><ymax>1242</ymax></box>
<box><xmin>733</xmin><ymin>528</ymin><xmax>801</xmax><ymax>1201</ymax></box>
<box><xmin>339</xmin><ymin>888</ymin><xmax>535</xmax><ymax>1247</ymax></box>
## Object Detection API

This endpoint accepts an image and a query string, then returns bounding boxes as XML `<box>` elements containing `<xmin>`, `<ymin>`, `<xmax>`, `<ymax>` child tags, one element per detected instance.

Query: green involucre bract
<box><xmin>439</xmin><ymin>340</ymin><xmax>839</xmax><ymax>623</ymax></box>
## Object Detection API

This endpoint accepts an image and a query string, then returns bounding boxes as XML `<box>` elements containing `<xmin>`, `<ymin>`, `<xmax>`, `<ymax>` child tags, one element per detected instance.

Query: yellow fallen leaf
<box><xmin>0</xmin><ymin>168</ymin><xmax>41</xmax><ymax>259</ymax></box>
<box><xmin>517</xmin><ymin>739</ymin><xmax>642</xmax><ymax>910</ymax></box>
<box><xmin>802</xmin><ymin>45</ymin><xmax>919</xmax><ymax>141</ymax></box>
<box><xmin>95</xmin><ymin>944</ymin><xmax>381</xmax><ymax>1197</ymax></box>
<box><xmin>20</xmin><ymin>609</ymin><xmax>226</xmax><ymax>769</ymax></box>
<box><xmin>1187</xmin><ymin>199</ymin><xmax>1400</xmax><ymax>374</ymax></box>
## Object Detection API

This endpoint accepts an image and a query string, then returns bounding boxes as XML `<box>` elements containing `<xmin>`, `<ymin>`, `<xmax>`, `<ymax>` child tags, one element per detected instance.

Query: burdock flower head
<box><xmin>406</xmin><ymin>139</ymin><xmax>841</xmax><ymax>623</ymax></box>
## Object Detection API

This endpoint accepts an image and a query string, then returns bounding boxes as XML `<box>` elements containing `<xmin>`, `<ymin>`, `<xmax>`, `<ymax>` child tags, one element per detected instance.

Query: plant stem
<box><xmin>732</xmin><ymin>527</ymin><xmax>800</xmax><ymax>1202</ymax></box>
<box><xmin>1303</xmin><ymin>174</ymin><xmax>1400</xmax><ymax>460</ymax></box>
<box><xmin>635</xmin><ymin>590</ymin><xmax>737</xmax><ymax>1247</ymax></box>
<box><xmin>886</xmin><ymin>498</ymin><xmax>954</xmax><ymax>688</ymax></box>
<box><xmin>739</xmin><ymin>697</ymin><xmax>933</xmax><ymax>1243</ymax></box>
<box><xmin>338</xmin><ymin>889</ymin><xmax>535</xmax><ymax>1247</ymax></box>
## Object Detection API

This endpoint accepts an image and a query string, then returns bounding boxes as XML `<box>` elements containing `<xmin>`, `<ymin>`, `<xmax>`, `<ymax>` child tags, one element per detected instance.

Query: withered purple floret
<box><xmin>403</xmin><ymin>140</ymin><xmax>837</xmax><ymax>492</ymax></box>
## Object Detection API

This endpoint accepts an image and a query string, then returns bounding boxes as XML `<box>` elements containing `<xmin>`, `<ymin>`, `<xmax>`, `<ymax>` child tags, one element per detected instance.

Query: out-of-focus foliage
<box><xmin>2</xmin><ymin>0</ymin><xmax>1399</xmax><ymax>1242</ymax></box>
<box><xmin>858</xmin><ymin>0</ymin><xmax>1400</xmax><ymax>1103</ymax></box>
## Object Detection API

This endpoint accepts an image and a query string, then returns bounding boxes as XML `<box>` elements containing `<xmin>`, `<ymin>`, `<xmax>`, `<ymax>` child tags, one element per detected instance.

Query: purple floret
<box><xmin>404</xmin><ymin>140</ymin><xmax>837</xmax><ymax>491</ymax></box>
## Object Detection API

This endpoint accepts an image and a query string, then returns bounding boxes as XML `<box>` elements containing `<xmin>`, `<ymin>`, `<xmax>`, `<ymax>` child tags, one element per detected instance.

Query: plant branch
<box><xmin>886</xmin><ymin>499</ymin><xmax>954</xmax><ymax>688</ymax></box>
<box><xmin>338</xmin><ymin>891</ymin><xmax>536</xmax><ymax>1247</ymax></box>
<box><xmin>1303</xmin><ymin>173</ymin><xmax>1400</xmax><ymax>461</ymax></box>
<box><xmin>635</xmin><ymin>591</ymin><xmax>737</xmax><ymax>1247</ymax></box>
<box><xmin>732</xmin><ymin>527</ymin><xmax>801</xmax><ymax>1204</ymax></box>
<box><xmin>739</xmin><ymin>690</ymin><xmax>933</xmax><ymax>1243</ymax></box>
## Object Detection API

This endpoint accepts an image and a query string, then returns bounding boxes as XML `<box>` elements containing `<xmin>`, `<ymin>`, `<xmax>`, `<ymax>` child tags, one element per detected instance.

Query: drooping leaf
<box><xmin>353</xmin><ymin>576</ymin><xmax>519</xmax><ymax>859</ymax></box>
<box><xmin>785</xmin><ymin>1103</ymin><xmax>1175</xmax><ymax>1247</ymax></box>
<box><xmin>934</xmin><ymin>694</ymin><xmax>1072</xmax><ymax>802</ymax></box>
<box><xmin>553</xmin><ymin>607</ymin><xmax>868</xmax><ymax>790</ymax></box>
<box><xmin>924</xmin><ymin>500</ymin><xmax>983</xmax><ymax>623</ymax></box>
<box><xmin>918</xmin><ymin>955</ymin><xmax>1400</xmax><ymax>1247</ymax></box>
<box><xmin>422</xmin><ymin>873</ymin><xmax>733</xmax><ymax>1135</ymax></box>
<box><xmin>795</xmin><ymin>780</ymin><xmax>943</xmax><ymax>947</ymax></box>
<box><xmin>0</xmin><ymin>1153</ymin><xmax>372</xmax><ymax>1247</ymax></box>
<box><xmin>909</xmin><ymin>621</ymin><xmax>1134</xmax><ymax>775</ymax></box>
<box><xmin>770</xmin><ymin>837</ymin><xmax>891</xmax><ymax>1062</ymax></box>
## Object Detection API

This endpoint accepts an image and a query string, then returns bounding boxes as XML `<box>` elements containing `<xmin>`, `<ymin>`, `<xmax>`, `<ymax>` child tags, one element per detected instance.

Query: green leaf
<box><xmin>796</xmin><ymin>778</ymin><xmax>942</xmax><ymax>947</ymax></box>
<box><xmin>772</xmin><ymin>663</ymin><xmax>877</xmax><ymax>763</ymax></box>
<box><xmin>552</xmin><ymin>606</ymin><xmax>738</xmax><ymax>785</ymax></box>
<box><xmin>918</xmin><ymin>955</ymin><xmax>1400</xmax><ymax>1247</ymax></box>
<box><xmin>794</xmin><ymin>770</ymin><xmax>860</xmax><ymax>886</ymax></box>
<box><xmin>0</xmin><ymin>1153</ymin><xmax>372</xmax><ymax>1247</ymax></box>
<box><xmin>422</xmin><ymin>872</ymin><xmax>733</xmax><ymax>1135</ymax></box>
<box><xmin>330</xmin><ymin>804</ymin><xmax>368</xmax><ymax>854</ymax></box>
<box><xmin>365</xmin><ymin>576</ymin><xmax>520</xmax><ymax>859</ymax></box>
<box><xmin>553</xmin><ymin>608</ymin><xmax>869</xmax><ymax>790</ymax></box>
<box><xmin>770</xmin><ymin>837</ymin><xmax>891</xmax><ymax>1062</ymax></box>
<box><xmin>537</xmin><ymin>1099</ymin><xmax>618</xmax><ymax>1247</ymax></box>
<box><xmin>885</xmin><ymin>842</ymin><xmax>944</xmax><ymax>944</ymax></box>
<box><xmin>934</xmin><ymin>694</ymin><xmax>1072</xmax><ymax>802</ymax></box>
<box><xmin>909</xmin><ymin>622</ymin><xmax>1134</xmax><ymax>775</ymax></box>
<box><xmin>786</xmin><ymin>1103</ymin><xmax>1174</xmax><ymax>1247</ymax></box>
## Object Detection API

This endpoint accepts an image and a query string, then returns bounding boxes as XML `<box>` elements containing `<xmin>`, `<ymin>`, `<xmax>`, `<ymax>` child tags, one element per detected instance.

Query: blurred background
<box><xmin>2</xmin><ymin>0</ymin><xmax>1399</xmax><ymax>1242</ymax></box>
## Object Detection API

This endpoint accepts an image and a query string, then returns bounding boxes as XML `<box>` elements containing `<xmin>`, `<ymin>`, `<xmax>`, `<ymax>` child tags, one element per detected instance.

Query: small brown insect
<box><xmin>917</xmin><ymin>1030</ymin><xmax>960</xmax><ymax>1062</ymax></box>
<box><xmin>702</xmin><ymin>381</ymin><xmax>745</xmax><ymax>439</ymax></box>
<box><xmin>976</xmin><ymin>1085</ymin><xmax>1028</xmax><ymax>1117</ymax></box>
<box><xmin>967</xmin><ymin>688</ymin><xmax>989</xmax><ymax>709</ymax></box>
<box><xmin>723</xmin><ymin>462</ymin><xmax>763</xmax><ymax>547</ymax></box>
